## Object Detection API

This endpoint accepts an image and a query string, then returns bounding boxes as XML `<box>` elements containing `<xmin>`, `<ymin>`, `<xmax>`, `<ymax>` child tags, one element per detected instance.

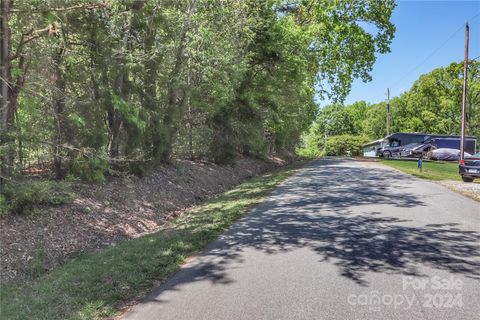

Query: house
<box><xmin>362</xmin><ymin>139</ymin><xmax>386</xmax><ymax>157</ymax></box>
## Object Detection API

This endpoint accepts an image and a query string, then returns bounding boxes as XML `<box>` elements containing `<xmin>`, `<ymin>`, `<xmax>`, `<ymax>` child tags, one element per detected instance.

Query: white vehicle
<box><xmin>428</xmin><ymin>148</ymin><xmax>471</xmax><ymax>161</ymax></box>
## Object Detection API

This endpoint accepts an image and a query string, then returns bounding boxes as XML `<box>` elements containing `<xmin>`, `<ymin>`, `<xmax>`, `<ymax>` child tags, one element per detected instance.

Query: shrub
<box><xmin>71</xmin><ymin>157</ymin><xmax>109</xmax><ymax>183</ymax></box>
<box><xmin>324</xmin><ymin>134</ymin><xmax>370</xmax><ymax>156</ymax></box>
<box><xmin>295</xmin><ymin>135</ymin><xmax>323</xmax><ymax>158</ymax></box>
<box><xmin>240</xmin><ymin>136</ymin><xmax>267</xmax><ymax>160</ymax></box>
<box><xmin>1</xmin><ymin>181</ymin><xmax>74</xmax><ymax>216</ymax></box>
<box><xmin>210</xmin><ymin>139</ymin><xmax>237</xmax><ymax>164</ymax></box>
<box><xmin>127</xmin><ymin>162</ymin><xmax>150</xmax><ymax>178</ymax></box>
<box><xmin>0</xmin><ymin>194</ymin><xmax>7</xmax><ymax>216</ymax></box>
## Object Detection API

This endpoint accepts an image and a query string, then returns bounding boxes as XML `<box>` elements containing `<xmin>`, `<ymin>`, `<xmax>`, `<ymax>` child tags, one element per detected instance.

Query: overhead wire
<box><xmin>389</xmin><ymin>10</ymin><xmax>480</xmax><ymax>90</ymax></box>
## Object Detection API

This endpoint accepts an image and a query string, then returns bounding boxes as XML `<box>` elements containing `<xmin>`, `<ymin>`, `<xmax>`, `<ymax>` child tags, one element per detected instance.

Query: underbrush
<box><xmin>296</xmin><ymin>134</ymin><xmax>370</xmax><ymax>158</ymax></box>
<box><xmin>71</xmin><ymin>157</ymin><xmax>110</xmax><ymax>184</ymax></box>
<box><xmin>0</xmin><ymin>163</ymin><xmax>301</xmax><ymax>320</ymax></box>
<box><xmin>0</xmin><ymin>180</ymin><xmax>74</xmax><ymax>216</ymax></box>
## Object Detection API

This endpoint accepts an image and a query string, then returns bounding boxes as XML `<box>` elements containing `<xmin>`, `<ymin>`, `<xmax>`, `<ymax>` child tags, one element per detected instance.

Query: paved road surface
<box><xmin>123</xmin><ymin>159</ymin><xmax>480</xmax><ymax>320</ymax></box>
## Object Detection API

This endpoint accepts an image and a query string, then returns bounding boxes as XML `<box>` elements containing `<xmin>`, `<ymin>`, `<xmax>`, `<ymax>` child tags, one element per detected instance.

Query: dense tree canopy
<box><xmin>0</xmin><ymin>0</ymin><xmax>395</xmax><ymax>184</ymax></box>
<box><xmin>298</xmin><ymin>61</ymin><xmax>480</xmax><ymax>156</ymax></box>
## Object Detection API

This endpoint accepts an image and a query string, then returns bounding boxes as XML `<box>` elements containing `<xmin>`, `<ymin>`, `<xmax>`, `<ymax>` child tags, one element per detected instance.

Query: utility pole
<box><xmin>386</xmin><ymin>88</ymin><xmax>390</xmax><ymax>136</ymax></box>
<box><xmin>460</xmin><ymin>22</ymin><xmax>469</xmax><ymax>163</ymax></box>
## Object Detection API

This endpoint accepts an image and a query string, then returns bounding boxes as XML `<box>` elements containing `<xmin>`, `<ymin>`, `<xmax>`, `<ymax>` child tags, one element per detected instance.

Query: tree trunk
<box><xmin>160</xmin><ymin>0</ymin><xmax>198</xmax><ymax>162</ymax></box>
<box><xmin>88</xmin><ymin>24</ymin><xmax>119</xmax><ymax>160</ymax></box>
<box><xmin>52</xmin><ymin>48</ymin><xmax>70</xmax><ymax>179</ymax></box>
<box><xmin>16</xmin><ymin>108</ymin><xmax>22</xmax><ymax>167</ymax></box>
<box><xmin>108</xmin><ymin>107</ymin><xmax>122</xmax><ymax>158</ymax></box>
<box><xmin>0</xmin><ymin>0</ymin><xmax>11</xmax><ymax>185</ymax></box>
<box><xmin>142</xmin><ymin>28</ymin><xmax>159</xmax><ymax>159</ymax></box>
<box><xmin>188</xmin><ymin>102</ymin><xmax>193</xmax><ymax>160</ymax></box>
<box><xmin>1</xmin><ymin>0</ymin><xmax>35</xmax><ymax>182</ymax></box>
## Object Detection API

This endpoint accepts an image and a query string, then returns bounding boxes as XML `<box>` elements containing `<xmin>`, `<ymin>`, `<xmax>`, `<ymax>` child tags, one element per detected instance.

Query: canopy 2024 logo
<box><xmin>347</xmin><ymin>276</ymin><xmax>463</xmax><ymax>312</ymax></box>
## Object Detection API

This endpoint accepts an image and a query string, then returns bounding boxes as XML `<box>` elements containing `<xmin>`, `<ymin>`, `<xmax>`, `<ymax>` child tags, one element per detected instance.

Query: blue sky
<box><xmin>338</xmin><ymin>0</ymin><xmax>480</xmax><ymax>106</ymax></box>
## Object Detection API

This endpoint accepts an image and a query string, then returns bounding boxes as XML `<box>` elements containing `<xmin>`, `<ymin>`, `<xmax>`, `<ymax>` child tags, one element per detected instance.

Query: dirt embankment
<box><xmin>1</xmin><ymin>156</ymin><xmax>289</xmax><ymax>282</ymax></box>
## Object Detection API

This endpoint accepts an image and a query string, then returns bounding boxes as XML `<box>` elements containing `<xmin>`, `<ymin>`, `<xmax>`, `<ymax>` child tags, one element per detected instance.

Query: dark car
<box><xmin>383</xmin><ymin>142</ymin><xmax>423</xmax><ymax>158</ymax></box>
<box><xmin>459</xmin><ymin>152</ymin><xmax>480</xmax><ymax>182</ymax></box>
<box><xmin>379</xmin><ymin>140</ymin><xmax>402</xmax><ymax>158</ymax></box>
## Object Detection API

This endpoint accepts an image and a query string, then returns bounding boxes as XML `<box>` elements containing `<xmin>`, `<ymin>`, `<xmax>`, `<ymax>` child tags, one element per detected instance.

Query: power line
<box><xmin>389</xmin><ymin>11</ymin><xmax>480</xmax><ymax>90</ymax></box>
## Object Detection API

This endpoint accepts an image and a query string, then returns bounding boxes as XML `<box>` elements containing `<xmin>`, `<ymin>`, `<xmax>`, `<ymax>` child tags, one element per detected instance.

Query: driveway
<box><xmin>123</xmin><ymin>158</ymin><xmax>480</xmax><ymax>320</ymax></box>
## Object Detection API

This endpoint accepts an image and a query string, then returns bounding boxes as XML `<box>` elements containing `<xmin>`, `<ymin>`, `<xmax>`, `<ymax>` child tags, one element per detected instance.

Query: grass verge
<box><xmin>381</xmin><ymin>159</ymin><xmax>462</xmax><ymax>181</ymax></box>
<box><xmin>0</xmin><ymin>163</ymin><xmax>302</xmax><ymax>320</ymax></box>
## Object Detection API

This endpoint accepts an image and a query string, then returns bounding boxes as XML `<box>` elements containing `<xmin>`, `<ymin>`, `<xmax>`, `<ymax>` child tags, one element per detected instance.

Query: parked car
<box><xmin>459</xmin><ymin>152</ymin><xmax>480</xmax><ymax>182</ymax></box>
<box><xmin>379</xmin><ymin>140</ymin><xmax>402</xmax><ymax>158</ymax></box>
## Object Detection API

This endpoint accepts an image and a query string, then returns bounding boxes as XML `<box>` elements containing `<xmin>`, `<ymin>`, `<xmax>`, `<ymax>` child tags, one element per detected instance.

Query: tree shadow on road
<box><xmin>146</xmin><ymin>159</ymin><xmax>480</xmax><ymax>301</ymax></box>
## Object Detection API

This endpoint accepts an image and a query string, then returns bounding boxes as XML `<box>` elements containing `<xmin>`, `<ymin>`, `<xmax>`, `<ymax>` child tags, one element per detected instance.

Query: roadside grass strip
<box><xmin>381</xmin><ymin>159</ymin><xmax>463</xmax><ymax>181</ymax></box>
<box><xmin>0</xmin><ymin>164</ymin><xmax>301</xmax><ymax>320</ymax></box>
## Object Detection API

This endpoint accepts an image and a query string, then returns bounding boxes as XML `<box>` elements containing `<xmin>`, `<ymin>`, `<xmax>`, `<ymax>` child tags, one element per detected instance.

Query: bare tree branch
<box><xmin>8</xmin><ymin>24</ymin><xmax>59</xmax><ymax>61</ymax></box>
<box><xmin>8</xmin><ymin>2</ymin><xmax>109</xmax><ymax>14</ymax></box>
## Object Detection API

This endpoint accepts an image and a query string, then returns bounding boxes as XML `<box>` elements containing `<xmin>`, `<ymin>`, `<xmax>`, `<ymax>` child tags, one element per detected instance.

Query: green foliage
<box><xmin>387</xmin><ymin>62</ymin><xmax>480</xmax><ymax>138</ymax></box>
<box><xmin>4</xmin><ymin>0</ymin><xmax>395</xmax><ymax>176</ymax></box>
<box><xmin>295</xmin><ymin>128</ymin><xmax>324</xmax><ymax>158</ymax></box>
<box><xmin>397</xmin><ymin>61</ymin><xmax>480</xmax><ymax>137</ymax></box>
<box><xmin>1</xmin><ymin>181</ymin><xmax>74</xmax><ymax>216</ymax></box>
<box><xmin>296</xmin><ymin>103</ymin><xmax>372</xmax><ymax>157</ymax></box>
<box><xmin>0</xmin><ymin>163</ymin><xmax>301</xmax><ymax>320</ymax></box>
<box><xmin>111</xmin><ymin>94</ymin><xmax>146</xmax><ymax>132</ymax></box>
<box><xmin>324</xmin><ymin>135</ymin><xmax>371</xmax><ymax>157</ymax></box>
<box><xmin>0</xmin><ymin>194</ymin><xmax>7</xmax><ymax>216</ymax></box>
<box><xmin>299</xmin><ymin>61</ymin><xmax>480</xmax><ymax>155</ymax></box>
<box><xmin>68</xmin><ymin>113</ymin><xmax>86</xmax><ymax>128</ymax></box>
<box><xmin>71</xmin><ymin>157</ymin><xmax>110</xmax><ymax>184</ymax></box>
<box><xmin>209</xmin><ymin>136</ymin><xmax>237</xmax><ymax>164</ymax></box>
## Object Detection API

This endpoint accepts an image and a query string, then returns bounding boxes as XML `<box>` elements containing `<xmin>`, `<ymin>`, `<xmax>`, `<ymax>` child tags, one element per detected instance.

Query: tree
<box><xmin>403</xmin><ymin>61</ymin><xmax>480</xmax><ymax>137</ymax></box>
<box><xmin>2</xmin><ymin>0</ymin><xmax>396</xmax><ymax>182</ymax></box>
<box><xmin>298</xmin><ymin>61</ymin><xmax>480</xmax><ymax>157</ymax></box>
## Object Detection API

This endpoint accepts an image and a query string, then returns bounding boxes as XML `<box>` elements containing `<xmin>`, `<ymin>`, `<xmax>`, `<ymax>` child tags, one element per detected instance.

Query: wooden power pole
<box><xmin>460</xmin><ymin>22</ymin><xmax>469</xmax><ymax>162</ymax></box>
<box><xmin>386</xmin><ymin>88</ymin><xmax>390</xmax><ymax>136</ymax></box>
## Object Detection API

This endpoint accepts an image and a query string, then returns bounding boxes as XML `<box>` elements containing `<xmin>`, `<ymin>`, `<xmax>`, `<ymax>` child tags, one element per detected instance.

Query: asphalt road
<box><xmin>123</xmin><ymin>159</ymin><xmax>480</xmax><ymax>320</ymax></box>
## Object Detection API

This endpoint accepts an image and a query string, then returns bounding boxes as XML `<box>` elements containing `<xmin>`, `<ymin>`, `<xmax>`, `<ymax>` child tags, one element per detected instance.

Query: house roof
<box><xmin>363</xmin><ymin>132</ymin><xmax>477</xmax><ymax>147</ymax></box>
<box><xmin>385</xmin><ymin>132</ymin><xmax>476</xmax><ymax>140</ymax></box>
<box><xmin>363</xmin><ymin>139</ymin><xmax>385</xmax><ymax>147</ymax></box>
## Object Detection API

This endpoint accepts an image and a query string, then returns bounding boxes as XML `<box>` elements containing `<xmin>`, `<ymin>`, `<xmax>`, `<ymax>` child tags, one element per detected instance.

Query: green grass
<box><xmin>0</xmin><ymin>164</ymin><xmax>302</xmax><ymax>320</ymax></box>
<box><xmin>381</xmin><ymin>159</ymin><xmax>462</xmax><ymax>181</ymax></box>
